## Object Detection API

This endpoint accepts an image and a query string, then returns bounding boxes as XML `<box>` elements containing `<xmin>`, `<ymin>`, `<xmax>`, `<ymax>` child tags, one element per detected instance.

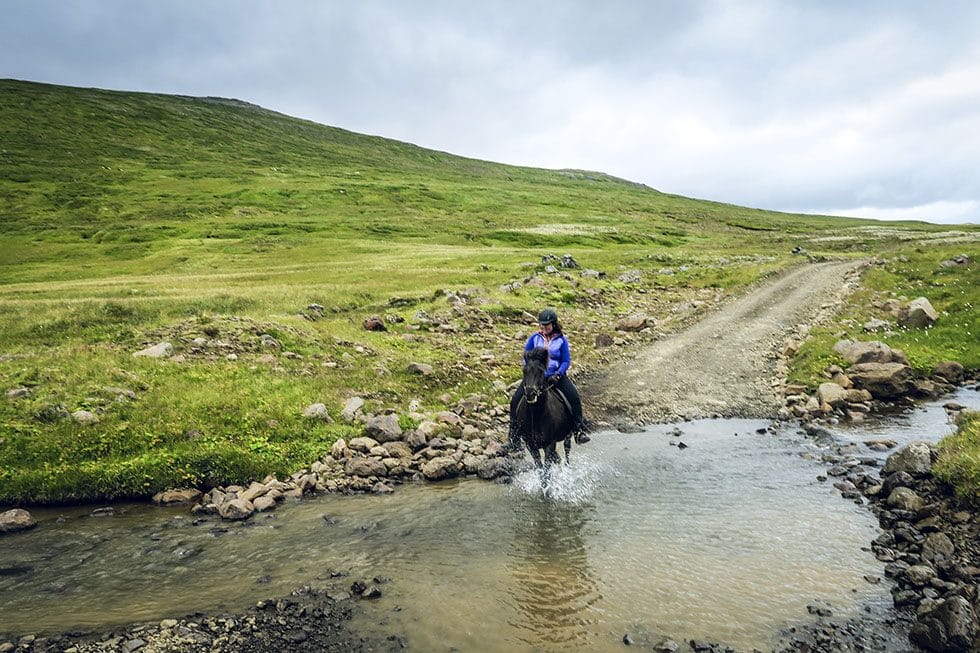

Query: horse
<box><xmin>513</xmin><ymin>347</ymin><xmax>575</xmax><ymax>482</ymax></box>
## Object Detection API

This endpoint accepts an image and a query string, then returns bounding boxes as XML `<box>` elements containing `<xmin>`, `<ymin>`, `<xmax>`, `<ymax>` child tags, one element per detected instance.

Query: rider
<box><xmin>504</xmin><ymin>308</ymin><xmax>590</xmax><ymax>453</ymax></box>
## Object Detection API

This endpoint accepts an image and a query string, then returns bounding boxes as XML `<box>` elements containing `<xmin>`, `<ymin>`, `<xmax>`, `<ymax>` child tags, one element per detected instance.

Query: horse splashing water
<box><xmin>513</xmin><ymin>347</ymin><xmax>575</xmax><ymax>485</ymax></box>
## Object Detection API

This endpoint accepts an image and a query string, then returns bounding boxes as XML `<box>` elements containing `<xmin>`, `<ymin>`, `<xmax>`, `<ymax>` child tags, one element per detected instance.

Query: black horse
<box><xmin>513</xmin><ymin>347</ymin><xmax>575</xmax><ymax>478</ymax></box>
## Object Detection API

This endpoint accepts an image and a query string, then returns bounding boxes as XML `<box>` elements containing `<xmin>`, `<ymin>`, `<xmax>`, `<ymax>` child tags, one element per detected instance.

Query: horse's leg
<box><xmin>528</xmin><ymin>447</ymin><xmax>544</xmax><ymax>469</ymax></box>
<box><xmin>563</xmin><ymin>435</ymin><xmax>572</xmax><ymax>464</ymax></box>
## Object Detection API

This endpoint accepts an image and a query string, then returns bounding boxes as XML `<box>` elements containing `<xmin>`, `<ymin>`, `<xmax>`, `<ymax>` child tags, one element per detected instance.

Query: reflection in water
<box><xmin>507</xmin><ymin>498</ymin><xmax>601</xmax><ymax>647</ymax></box>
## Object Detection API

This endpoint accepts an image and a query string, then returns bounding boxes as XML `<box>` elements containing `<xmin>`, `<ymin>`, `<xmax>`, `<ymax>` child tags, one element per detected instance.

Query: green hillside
<box><xmin>0</xmin><ymin>78</ymin><xmax>976</xmax><ymax>503</ymax></box>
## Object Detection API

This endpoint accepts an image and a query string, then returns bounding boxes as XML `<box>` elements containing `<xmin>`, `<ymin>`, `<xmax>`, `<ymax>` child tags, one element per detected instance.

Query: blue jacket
<box><xmin>524</xmin><ymin>332</ymin><xmax>571</xmax><ymax>378</ymax></box>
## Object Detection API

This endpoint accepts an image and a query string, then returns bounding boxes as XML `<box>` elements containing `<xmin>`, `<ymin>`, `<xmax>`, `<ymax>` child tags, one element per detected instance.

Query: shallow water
<box><xmin>1</xmin><ymin>387</ymin><xmax>977</xmax><ymax>651</ymax></box>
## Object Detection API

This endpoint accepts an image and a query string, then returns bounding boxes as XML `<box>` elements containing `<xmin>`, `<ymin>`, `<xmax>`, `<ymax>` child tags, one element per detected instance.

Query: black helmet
<box><xmin>537</xmin><ymin>308</ymin><xmax>558</xmax><ymax>325</ymax></box>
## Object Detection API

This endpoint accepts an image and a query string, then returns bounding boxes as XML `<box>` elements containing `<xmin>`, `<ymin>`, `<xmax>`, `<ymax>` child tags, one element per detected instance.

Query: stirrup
<box><xmin>574</xmin><ymin>431</ymin><xmax>591</xmax><ymax>444</ymax></box>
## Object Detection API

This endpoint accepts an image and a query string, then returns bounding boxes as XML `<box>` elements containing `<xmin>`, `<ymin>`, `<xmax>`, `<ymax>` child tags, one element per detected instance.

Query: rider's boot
<box><xmin>573</xmin><ymin>417</ymin><xmax>591</xmax><ymax>445</ymax></box>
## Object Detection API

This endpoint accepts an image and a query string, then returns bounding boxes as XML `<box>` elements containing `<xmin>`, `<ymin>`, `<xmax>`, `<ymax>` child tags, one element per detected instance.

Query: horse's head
<box><xmin>522</xmin><ymin>347</ymin><xmax>550</xmax><ymax>404</ymax></box>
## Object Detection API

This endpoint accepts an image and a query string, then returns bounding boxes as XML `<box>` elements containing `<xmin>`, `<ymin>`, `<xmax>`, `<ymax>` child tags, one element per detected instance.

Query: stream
<box><xmin>1</xmin><ymin>387</ymin><xmax>977</xmax><ymax>651</ymax></box>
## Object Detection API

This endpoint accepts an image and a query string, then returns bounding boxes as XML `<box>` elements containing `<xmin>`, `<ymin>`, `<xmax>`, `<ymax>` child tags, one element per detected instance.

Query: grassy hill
<box><xmin>1</xmin><ymin>78</ymin><xmax>977</xmax><ymax>503</ymax></box>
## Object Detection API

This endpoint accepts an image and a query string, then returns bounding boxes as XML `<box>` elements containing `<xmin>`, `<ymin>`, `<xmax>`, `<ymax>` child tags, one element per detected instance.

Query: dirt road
<box><xmin>587</xmin><ymin>259</ymin><xmax>864</xmax><ymax>425</ymax></box>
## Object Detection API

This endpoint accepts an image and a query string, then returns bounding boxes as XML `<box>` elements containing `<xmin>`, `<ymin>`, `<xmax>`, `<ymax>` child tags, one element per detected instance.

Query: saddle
<box><xmin>548</xmin><ymin>381</ymin><xmax>575</xmax><ymax>419</ymax></box>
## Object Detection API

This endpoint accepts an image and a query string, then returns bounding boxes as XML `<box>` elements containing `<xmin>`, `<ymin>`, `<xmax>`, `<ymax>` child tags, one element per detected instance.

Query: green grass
<box><xmin>935</xmin><ymin>412</ymin><xmax>980</xmax><ymax>504</ymax></box>
<box><xmin>1</xmin><ymin>78</ymin><xmax>978</xmax><ymax>503</ymax></box>
<box><xmin>788</xmin><ymin>244</ymin><xmax>979</xmax><ymax>387</ymax></box>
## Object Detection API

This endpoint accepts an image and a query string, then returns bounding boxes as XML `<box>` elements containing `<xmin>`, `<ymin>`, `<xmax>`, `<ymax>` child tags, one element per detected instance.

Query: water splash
<box><xmin>509</xmin><ymin>454</ymin><xmax>612</xmax><ymax>504</ymax></box>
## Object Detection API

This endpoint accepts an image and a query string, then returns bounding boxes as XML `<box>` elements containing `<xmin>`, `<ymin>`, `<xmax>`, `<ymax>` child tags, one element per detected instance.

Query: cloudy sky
<box><xmin>4</xmin><ymin>1</ymin><xmax>980</xmax><ymax>224</ymax></box>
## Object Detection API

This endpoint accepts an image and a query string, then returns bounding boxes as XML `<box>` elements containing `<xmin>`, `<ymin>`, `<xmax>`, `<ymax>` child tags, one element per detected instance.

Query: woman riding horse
<box><xmin>504</xmin><ymin>308</ymin><xmax>590</xmax><ymax>454</ymax></box>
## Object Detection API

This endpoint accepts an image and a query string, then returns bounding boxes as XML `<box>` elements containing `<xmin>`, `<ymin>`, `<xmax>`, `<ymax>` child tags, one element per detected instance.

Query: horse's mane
<box><xmin>525</xmin><ymin>347</ymin><xmax>549</xmax><ymax>366</ymax></box>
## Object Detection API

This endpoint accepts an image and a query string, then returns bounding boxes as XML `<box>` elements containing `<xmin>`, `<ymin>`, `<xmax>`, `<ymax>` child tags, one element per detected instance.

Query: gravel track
<box><xmin>587</xmin><ymin>259</ymin><xmax>865</xmax><ymax>425</ymax></box>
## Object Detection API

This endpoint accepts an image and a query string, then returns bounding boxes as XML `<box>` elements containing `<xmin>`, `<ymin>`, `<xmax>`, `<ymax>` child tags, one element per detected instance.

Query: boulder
<box><xmin>217</xmin><ymin>498</ymin><xmax>255</xmax><ymax>521</ymax></box>
<box><xmin>330</xmin><ymin>438</ymin><xmax>349</xmax><ymax>459</ymax></box>
<box><xmin>259</xmin><ymin>334</ymin><xmax>281</xmax><ymax>349</ymax></box>
<box><xmin>862</xmin><ymin>319</ymin><xmax>893</xmax><ymax>333</ymax></box>
<box><xmin>5</xmin><ymin>387</ymin><xmax>31</xmax><ymax>400</ymax></box>
<box><xmin>152</xmin><ymin>488</ymin><xmax>202</xmax><ymax>505</ymax></box>
<box><xmin>887</xmin><ymin>487</ymin><xmax>923</xmax><ymax>512</ymax></box>
<box><xmin>344</xmin><ymin>456</ymin><xmax>387</xmax><ymax>478</ymax></box>
<box><xmin>884</xmin><ymin>441</ymin><xmax>936</xmax><ymax>477</ymax></box>
<box><xmin>253</xmin><ymin>495</ymin><xmax>277</xmax><ymax>512</ymax></box>
<box><xmin>933</xmin><ymin>361</ymin><xmax>966</xmax><ymax>384</ymax></box>
<box><xmin>421</xmin><ymin>456</ymin><xmax>459</xmax><ymax>481</ymax></box>
<box><xmin>921</xmin><ymin>532</ymin><xmax>955</xmax><ymax>563</ymax></box>
<box><xmin>348</xmin><ymin>436</ymin><xmax>380</xmax><ymax>453</ymax></box>
<box><xmin>381</xmin><ymin>441</ymin><xmax>412</xmax><ymax>459</ymax></box>
<box><xmin>341</xmin><ymin>396</ymin><xmax>365</xmax><ymax>422</ymax></box>
<box><xmin>900</xmin><ymin>297</ymin><xmax>939</xmax><ymax>329</ymax></box>
<box><xmin>615</xmin><ymin>314</ymin><xmax>655</xmax><ymax>332</ymax></box>
<box><xmin>833</xmin><ymin>340</ymin><xmax>897</xmax><ymax>364</ymax></box>
<box><xmin>302</xmin><ymin>403</ymin><xmax>333</xmax><ymax>422</ymax></box>
<box><xmin>847</xmin><ymin>362</ymin><xmax>914</xmax><ymax>399</ymax></box>
<box><xmin>133</xmin><ymin>342</ymin><xmax>173</xmax><ymax>358</ymax></box>
<box><xmin>407</xmin><ymin>362</ymin><xmax>434</xmax><ymax>376</ymax></box>
<box><xmin>817</xmin><ymin>382</ymin><xmax>848</xmax><ymax>407</ymax></box>
<box><xmin>363</xmin><ymin>414</ymin><xmax>403</xmax><ymax>443</ymax></box>
<box><xmin>844</xmin><ymin>388</ymin><xmax>873</xmax><ymax>403</ymax></box>
<box><xmin>363</xmin><ymin>315</ymin><xmax>386</xmax><ymax>331</ymax></box>
<box><xmin>71</xmin><ymin>410</ymin><xmax>99</xmax><ymax>425</ymax></box>
<box><xmin>238</xmin><ymin>482</ymin><xmax>269</xmax><ymax>504</ymax></box>
<box><xmin>0</xmin><ymin>508</ymin><xmax>37</xmax><ymax>534</ymax></box>
<box><xmin>910</xmin><ymin>596</ymin><xmax>978</xmax><ymax>652</ymax></box>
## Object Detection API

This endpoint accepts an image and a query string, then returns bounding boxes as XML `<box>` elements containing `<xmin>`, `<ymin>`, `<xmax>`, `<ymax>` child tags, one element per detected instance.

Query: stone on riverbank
<box><xmin>217</xmin><ymin>498</ymin><xmax>255</xmax><ymax>520</ymax></box>
<box><xmin>0</xmin><ymin>509</ymin><xmax>37</xmax><ymax>534</ymax></box>
<box><xmin>421</xmin><ymin>456</ymin><xmax>459</xmax><ymax>481</ymax></box>
<box><xmin>152</xmin><ymin>488</ymin><xmax>203</xmax><ymax>505</ymax></box>
<box><xmin>847</xmin><ymin>362</ymin><xmax>914</xmax><ymax>399</ymax></box>
<box><xmin>883</xmin><ymin>441</ymin><xmax>936</xmax><ymax>477</ymax></box>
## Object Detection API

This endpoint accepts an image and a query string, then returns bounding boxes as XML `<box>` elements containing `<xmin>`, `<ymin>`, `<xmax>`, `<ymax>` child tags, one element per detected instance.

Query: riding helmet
<box><xmin>537</xmin><ymin>308</ymin><xmax>558</xmax><ymax>325</ymax></box>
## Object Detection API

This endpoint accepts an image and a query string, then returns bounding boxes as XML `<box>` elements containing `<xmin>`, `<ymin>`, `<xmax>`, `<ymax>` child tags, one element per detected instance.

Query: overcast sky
<box><xmin>4</xmin><ymin>1</ymin><xmax>980</xmax><ymax>224</ymax></box>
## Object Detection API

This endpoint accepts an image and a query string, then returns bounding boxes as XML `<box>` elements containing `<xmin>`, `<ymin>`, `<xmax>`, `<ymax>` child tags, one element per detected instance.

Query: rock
<box><xmin>594</xmin><ymin>333</ymin><xmax>614</xmax><ymax>347</ymax></box>
<box><xmin>381</xmin><ymin>441</ymin><xmax>412</xmax><ymax>459</ymax></box>
<box><xmin>341</xmin><ymin>396</ymin><xmax>365</xmax><ymax>422</ymax></box>
<box><xmin>238</xmin><ymin>482</ymin><xmax>269</xmax><ymax>503</ymax></box>
<box><xmin>217</xmin><ymin>499</ymin><xmax>255</xmax><ymax>521</ymax></box>
<box><xmin>884</xmin><ymin>441</ymin><xmax>936</xmax><ymax>477</ymax></box>
<box><xmin>5</xmin><ymin>387</ymin><xmax>31</xmax><ymax>400</ymax></box>
<box><xmin>133</xmin><ymin>342</ymin><xmax>173</xmax><ymax>358</ymax></box>
<box><xmin>615</xmin><ymin>314</ymin><xmax>655</xmax><ymax>332</ymax></box>
<box><xmin>933</xmin><ymin>361</ymin><xmax>966</xmax><ymax>384</ymax></box>
<box><xmin>0</xmin><ymin>509</ymin><xmax>37</xmax><ymax>534</ymax></box>
<box><xmin>844</xmin><ymin>388</ymin><xmax>873</xmax><ymax>403</ymax></box>
<box><xmin>152</xmin><ymin>488</ymin><xmax>202</xmax><ymax>505</ymax></box>
<box><xmin>344</xmin><ymin>457</ymin><xmax>387</xmax><ymax>478</ymax></box>
<box><xmin>71</xmin><ymin>410</ymin><xmax>99</xmax><ymax>425</ymax></box>
<box><xmin>363</xmin><ymin>414</ymin><xmax>403</xmax><ymax>443</ymax></box>
<box><xmin>330</xmin><ymin>438</ymin><xmax>349</xmax><ymax>459</ymax></box>
<box><xmin>421</xmin><ymin>456</ymin><xmax>459</xmax><ymax>481</ymax></box>
<box><xmin>903</xmin><ymin>564</ymin><xmax>937</xmax><ymax>586</ymax></box>
<box><xmin>817</xmin><ymin>382</ymin><xmax>848</xmax><ymax>407</ymax></box>
<box><xmin>405</xmin><ymin>430</ymin><xmax>428</xmax><ymax>451</ymax></box>
<box><xmin>900</xmin><ymin>297</ymin><xmax>939</xmax><ymax>329</ymax></box>
<box><xmin>910</xmin><ymin>596</ymin><xmax>978</xmax><ymax>652</ymax></box>
<box><xmin>253</xmin><ymin>495</ymin><xmax>277</xmax><ymax>512</ymax></box>
<box><xmin>302</xmin><ymin>403</ymin><xmax>333</xmax><ymax>422</ymax></box>
<box><xmin>833</xmin><ymin>340</ymin><xmax>898</xmax><ymax>364</ymax></box>
<box><xmin>847</xmin><ymin>362</ymin><xmax>914</xmax><ymax>399</ymax></box>
<box><xmin>887</xmin><ymin>487</ymin><xmax>924</xmax><ymax>512</ymax></box>
<box><xmin>921</xmin><ymin>532</ymin><xmax>955</xmax><ymax>563</ymax></box>
<box><xmin>259</xmin><ymin>334</ymin><xmax>281</xmax><ymax>349</ymax></box>
<box><xmin>653</xmin><ymin>639</ymin><xmax>680</xmax><ymax>653</ymax></box>
<box><xmin>348</xmin><ymin>436</ymin><xmax>380</xmax><ymax>453</ymax></box>
<box><xmin>407</xmin><ymin>362</ymin><xmax>434</xmax><ymax>376</ymax></box>
<box><xmin>862</xmin><ymin>318</ymin><xmax>893</xmax><ymax>333</ymax></box>
<box><xmin>363</xmin><ymin>315</ymin><xmax>386</xmax><ymax>332</ymax></box>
